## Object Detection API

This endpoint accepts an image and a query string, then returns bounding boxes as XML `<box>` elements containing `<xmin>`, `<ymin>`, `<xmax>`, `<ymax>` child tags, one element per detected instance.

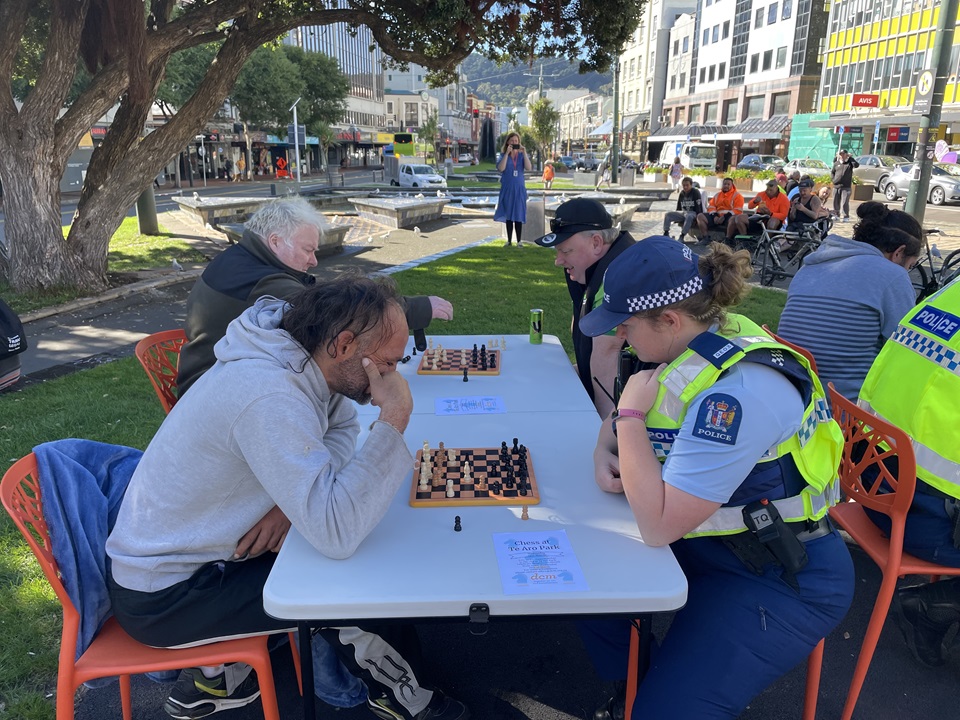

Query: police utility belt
<box><xmin>721</xmin><ymin>499</ymin><xmax>833</xmax><ymax>592</ymax></box>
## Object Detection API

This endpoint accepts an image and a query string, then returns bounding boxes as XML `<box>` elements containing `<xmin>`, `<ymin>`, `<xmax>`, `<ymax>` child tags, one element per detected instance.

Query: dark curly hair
<box><xmin>280</xmin><ymin>273</ymin><xmax>403</xmax><ymax>370</ymax></box>
<box><xmin>853</xmin><ymin>201</ymin><xmax>922</xmax><ymax>256</ymax></box>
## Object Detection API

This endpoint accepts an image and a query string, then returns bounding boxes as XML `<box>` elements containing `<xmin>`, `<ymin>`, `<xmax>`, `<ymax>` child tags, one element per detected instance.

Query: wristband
<box><xmin>612</xmin><ymin>408</ymin><xmax>647</xmax><ymax>436</ymax></box>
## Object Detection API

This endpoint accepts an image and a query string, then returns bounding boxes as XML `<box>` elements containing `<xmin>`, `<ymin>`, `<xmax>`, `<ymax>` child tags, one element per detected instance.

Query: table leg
<box><xmin>299</xmin><ymin>621</ymin><xmax>315</xmax><ymax>718</ymax></box>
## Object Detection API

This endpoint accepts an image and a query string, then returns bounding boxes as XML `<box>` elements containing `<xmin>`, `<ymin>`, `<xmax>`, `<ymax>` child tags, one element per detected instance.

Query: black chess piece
<box><xmin>519</xmin><ymin>485</ymin><xmax>527</xmax><ymax>496</ymax></box>
<box><xmin>480</xmin><ymin>354</ymin><xmax>487</xmax><ymax>371</ymax></box>
<box><xmin>481</xmin><ymin>344</ymin><xmax>486</xmax><ymax>355</ymax></box>
<box><xmin>492</xmin><ymin>481</ymin><xmax>501</xmax><ymax>495</ymax></box>
<box><xmin>501</xmin><ymin>441</ymin><xmax>509</xmax><ymax>454</ymax></box>
<box><xmin>512</xmin><ymin>438</ymin><xmax>520</xmax><ymax>453</ymax></box>
<box><xmin>454</xmin><ymin>516</ymin><xmax>462</xmax><ymax>532</ymax></box>
<box><xmin>489</xmin><ymin>353</ymin><xmax>497</xmax><ymax>369</ymax></box>
<box><xmin>519</xmin><ymin>444</ymin><xmax>527</xmax><ymax>457</ymax></box>
<box><xmin>463</xmin><ymin>367</ymin><xmax>469</xmax><ymax>382</ymax></box>
<box><xmin>412</xmin><ymin>346</ymin><xmax>417</xmax><ymax>355</ymax></box>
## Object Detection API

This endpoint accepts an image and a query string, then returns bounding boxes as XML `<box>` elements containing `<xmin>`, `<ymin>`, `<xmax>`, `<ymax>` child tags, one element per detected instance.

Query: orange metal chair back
<box><xmin>135</xmin><ymin>329</ymin><xmax>187</xmax><ymax>414</ymax></box>
<box><xmin>827</xmin><ymin>384</ymin><xmax>960</xmax><ymax>720</ymax></box>
<box><xmin>762</xmin><ymin>324</ymin><xmax>819</xmax><ymax>374</ymax></box>
<box><xmin>1</xmin><ymin>453</ymin><xmax>289</xmax><ymax>720</ymax></box>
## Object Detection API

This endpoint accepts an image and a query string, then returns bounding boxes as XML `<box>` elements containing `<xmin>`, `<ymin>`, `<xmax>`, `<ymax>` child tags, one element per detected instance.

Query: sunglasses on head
<box><xmin>549</xmin><ymin>217</ymin><xmax>606</xmax><ymax>233</ymax></box>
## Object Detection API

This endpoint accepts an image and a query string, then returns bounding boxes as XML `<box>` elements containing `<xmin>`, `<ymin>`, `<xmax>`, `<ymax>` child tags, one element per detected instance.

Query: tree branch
<box><xmin>0</xmin><ymin>0</ymin><xmax>32</xmax><ymax>122</ymax></box>
<box><xmin>23</xmin><ymin>0</ymin><xmax>90</xmax><ymax>119</ymax></box>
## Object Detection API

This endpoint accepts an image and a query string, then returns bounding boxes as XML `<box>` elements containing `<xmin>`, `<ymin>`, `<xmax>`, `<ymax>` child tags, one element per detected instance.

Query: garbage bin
<box><xmin>444</xmin><ymin>157</ymin><xmax>454</xmax><ymax>179</ymax></box>
<box><xmin>524</xmin><ymin>198</ymin><xmax>545</xmax><ymax>241</ymax></box>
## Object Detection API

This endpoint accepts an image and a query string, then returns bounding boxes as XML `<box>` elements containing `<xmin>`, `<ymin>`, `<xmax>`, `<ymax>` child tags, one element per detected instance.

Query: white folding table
<box><xmin>263</xmin><ymin>335</ymin><xmax>688</xmax><ymax>716</ymax></box>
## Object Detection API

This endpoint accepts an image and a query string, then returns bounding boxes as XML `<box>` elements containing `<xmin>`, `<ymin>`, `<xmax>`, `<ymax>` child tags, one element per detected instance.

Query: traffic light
<box><xmin>473</xmin><ymin>109</ymin><xmax>479</xmax><ymax>118</ymax></box>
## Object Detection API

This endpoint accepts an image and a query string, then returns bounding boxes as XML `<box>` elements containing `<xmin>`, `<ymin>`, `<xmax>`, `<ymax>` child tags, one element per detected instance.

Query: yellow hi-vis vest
<box><xmin>644</xmin><ymin>314</ymin><xmax>843</xmax><ymax>538</ymax></box>
<box><xmin>858</xmin><ymin>280</ymin><xmax>960</xmax><ymax>499</ymax></box>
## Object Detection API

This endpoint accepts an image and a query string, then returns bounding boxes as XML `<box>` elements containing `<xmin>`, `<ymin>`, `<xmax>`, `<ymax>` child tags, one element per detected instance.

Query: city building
<box><xmin>285</xmin><ymin>22</ymin><xmax>389</xmax><ymax>166</ymax></box>
<box><xmin>558</xmin><ymin>93</ymin><xmax>611</xmax><ymax>154</ymax></box>
<box><xmin>647</xmin><ymin>0</ymin><xmax>828</xmax><ymax>169</ymax></box>
<box><xmin>795</xmin><ymin>0</ymin><xmax>957</xmax><ymax>162</ymax></box>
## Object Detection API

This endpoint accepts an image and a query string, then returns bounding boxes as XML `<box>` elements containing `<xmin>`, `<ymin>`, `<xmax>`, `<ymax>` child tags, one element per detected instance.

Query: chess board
<box><xmin>416</xmin><ymin>347</ymin><xmax>501</xmax><ymax>376</ymax></box>
<box><xmin>410</xmin><ymin>445</ymin><xmax>540</xmax><ymax>507</ymax></box>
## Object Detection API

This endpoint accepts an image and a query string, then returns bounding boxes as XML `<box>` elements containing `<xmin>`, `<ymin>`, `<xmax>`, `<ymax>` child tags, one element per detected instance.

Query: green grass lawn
<box><xmin>0</xmin><ymin>241</ymin><xmax>786</xmax><ymax>718</ymax></box>
<box><xmin>2</xmin><ymin>218</ymin><xmax>209</xmax><ymax>315</ymax></box>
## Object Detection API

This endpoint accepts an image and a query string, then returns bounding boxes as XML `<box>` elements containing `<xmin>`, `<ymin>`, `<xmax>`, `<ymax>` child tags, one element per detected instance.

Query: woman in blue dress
<box><xmin>494</xmin><ymin>131</ymin><xmax>532</xmax><ymax>246</ymax></box>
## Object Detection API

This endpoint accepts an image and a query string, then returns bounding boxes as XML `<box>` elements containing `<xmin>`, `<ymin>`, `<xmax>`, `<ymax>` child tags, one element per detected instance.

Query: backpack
<box><xmin>0</xmin><ymin>298</ymin><xmax>26</xmax><ymax>360</ymax></box>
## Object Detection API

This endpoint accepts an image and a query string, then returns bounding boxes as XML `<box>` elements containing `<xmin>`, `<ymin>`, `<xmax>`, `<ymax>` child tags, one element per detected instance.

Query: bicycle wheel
<box><xmin>758</xmin><ymin>242</ymin><xmax>781</xmax><ymax>286</ymax></box>
<box><xmin>940</xmin><ymin>249</ymin><xmax>960</xmax><ymax>288</ymax></box>
<box><xmin>910</xmin><ymin>262</ymin><xmax>931</xmax><ymax>301</ymax></box>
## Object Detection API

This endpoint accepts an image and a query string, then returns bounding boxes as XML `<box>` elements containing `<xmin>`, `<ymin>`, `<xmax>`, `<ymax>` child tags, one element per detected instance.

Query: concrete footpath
<box><xmin>9</xmin><ymin>190</ymin><xmax>960</xmax><ymax>720</ymax></box>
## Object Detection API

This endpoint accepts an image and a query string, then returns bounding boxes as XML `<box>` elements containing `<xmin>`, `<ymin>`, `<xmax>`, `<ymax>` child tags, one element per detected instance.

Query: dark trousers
<box><xmin>833</xmin><ymin>185</ymin><xmax>852</xmax><ymax>218</ymax></box>
<box><xmin>108</xmin><ymin>555</ymin><xmax>435</xmax><ymax>718</ymax></box>
<box><xmin>579</xmin><ymin>532</ymin><xmax>854</xmax><ymax>719</ymax></box>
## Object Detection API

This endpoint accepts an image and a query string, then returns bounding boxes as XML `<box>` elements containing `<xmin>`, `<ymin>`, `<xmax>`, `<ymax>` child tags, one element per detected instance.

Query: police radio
<box><xmin>742</xmin><ymin>499</ymin><xmax>809</xmax><ymax>582</ymax></box>
<box><xmin>613</xmin><ymin>348</ymin><xmax>636</xmax><ymax>405</ymax></box>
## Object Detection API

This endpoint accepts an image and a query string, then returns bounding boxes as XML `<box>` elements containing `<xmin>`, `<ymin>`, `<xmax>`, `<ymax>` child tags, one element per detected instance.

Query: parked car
<box><xmin>781</xmin><ymin>158</ymin><xmax>831</xmax><ymax>176</ymax></box>
<box><xmin>854</xmin><ymin>154</ymin><xmax>911</xmax><ymax>191</ymax></box>
<box><xmin>558</xmin><ymin>155</ymin><xmax>576</xmax><ymax>169</ymax></box>
<box><xmin>736</xmin><ymin>154</ymin><xmax>785</xmax><ymax>171</ymax></box>
<box><xmin>882</xmin><ymin>162</ymin><xmax>960</xmax><ymax>205</ymax></box>
<box><xmin>576</xmin><ymin>153</ymin><xmax>601</xmax><ymax>171</ymax></box>
<box><xmin>457</xmin><ymin>153</ymin><xmax>474</xmax><ymax>164</ymax></box>
<box><xmin>397</xmin><ymin>163</ymin><xmax>447</xmax><ymax>188</ymax></box>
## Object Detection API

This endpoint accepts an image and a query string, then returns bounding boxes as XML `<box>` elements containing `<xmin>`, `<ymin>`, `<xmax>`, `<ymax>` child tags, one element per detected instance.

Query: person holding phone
<box><xmin>494</xmin><ymin>132</ymin><xmax>532</xmax><ymax>246</ymax></box>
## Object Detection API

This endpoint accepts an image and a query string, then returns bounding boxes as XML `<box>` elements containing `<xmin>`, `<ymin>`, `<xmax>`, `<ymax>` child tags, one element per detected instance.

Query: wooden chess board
<box><xmin>416</xmin><ymin>347</ymin><xmax>501</xmax><ymax>376</ymax></box>
<box><xmin>410</xmin><ymin>445</ymin><xmax>539</xmax><ymax>507</ymax></box>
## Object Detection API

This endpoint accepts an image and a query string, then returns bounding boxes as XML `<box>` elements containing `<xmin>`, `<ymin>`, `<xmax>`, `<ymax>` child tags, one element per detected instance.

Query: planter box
<box><xmin>619</xmin><ymin>168</ymin><xmax>636</xmax><ymax>187</ymax></box>
<box><xmin>643</xmin><ymin>172</ymin><xmax>666</xmax><ymax>183</ymax></box>
<box><xmin>573</xmin><ymin>171</ymin><xmax>598</xmax><ymax>187</ymax></box>
<box><xmin>852</xmin><ymin>184</ymin><xmax>874</xmax><ymax>200</ymax></box>
<box><xmin>704</xmin><ymin>176</ymin><xmax>723</xmax><ymax>189</ymax></box>
<box><xmin>733</xmin><ymin>179</ymin><xmax>753</xmax><ymax>192</ymax></box>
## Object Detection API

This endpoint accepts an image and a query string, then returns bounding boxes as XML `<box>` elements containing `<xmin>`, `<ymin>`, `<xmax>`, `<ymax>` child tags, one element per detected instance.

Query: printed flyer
<box><xmin>492</xmin><ymin>530</ymin><xmax>589</xmax><ymax>594</ymax></box>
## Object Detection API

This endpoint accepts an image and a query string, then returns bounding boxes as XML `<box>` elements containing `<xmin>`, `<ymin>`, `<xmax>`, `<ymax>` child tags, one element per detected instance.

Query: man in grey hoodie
<box><xmin>107</xmin><ymin>276</ymin><xmax>468</xmax><ymax>720</ymax></box>
<box><xmin>777</xmin><ymin>202</ymin><xmax>921</xmax><ymax>400</ymax></box>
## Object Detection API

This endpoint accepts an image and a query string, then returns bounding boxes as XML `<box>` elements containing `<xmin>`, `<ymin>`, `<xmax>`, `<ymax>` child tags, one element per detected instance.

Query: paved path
<box><xmin>9</xmin><ymin>187</ymin><xmax>960</xmax><ymax>720</ymax></box>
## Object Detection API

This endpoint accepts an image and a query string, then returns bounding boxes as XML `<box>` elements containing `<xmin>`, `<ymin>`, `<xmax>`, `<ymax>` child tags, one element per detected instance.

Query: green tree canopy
<box><xmin>530</xmin><ymin>97</ymin><xmax>561</xmax><ymax>169</ymax></box>
<box><xmin>230</xmin><ymin>46</ymin><xmax>303</xmax><ymax>131</ymax></box>
<box><xmin>282</xmin><ymin>46</ymin><xmax>349</xmax><ymax>134</ymax></box>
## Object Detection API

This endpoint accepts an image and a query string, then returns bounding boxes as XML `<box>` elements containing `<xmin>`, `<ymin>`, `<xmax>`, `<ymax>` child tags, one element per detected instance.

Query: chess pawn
<box><xmin>446</xmin><ymin>478</ymin><xmax>455</xmax><ymax>498</ymax></box>
<box><xmin>521</xmin><ymin>506</ymin><xmax>529</xmax><ymax>520</ymax></box>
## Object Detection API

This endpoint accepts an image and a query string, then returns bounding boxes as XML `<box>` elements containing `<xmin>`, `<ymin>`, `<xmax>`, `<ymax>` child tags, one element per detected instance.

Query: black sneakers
<box><xmin>893</xmin><ymin>583</ymin><xmax>958</xmax><ymax>667</ymax></box>
<box><xmin>367</xmin><ymin>691</ymin><xmax>470</xmax><ymax>720</ymax></box>
<box><xmin>592</xmin><ymin>694</ymin><xmax>626</xmax><ymax>720</ymax></box>
<box><xmin>163</xmin><ymin>667</ymin><xmax>261</xmax><ymax>719</ymax></box>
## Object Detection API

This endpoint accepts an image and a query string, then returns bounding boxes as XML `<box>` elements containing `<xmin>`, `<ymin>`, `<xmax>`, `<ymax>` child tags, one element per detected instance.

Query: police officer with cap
<box><xmin>578</xmin><ymin>237</ymin><xmax>854</xmax><ymax>720</ymax></box>
<box><xmin>534</xmin><ymin>198</ymin><xmax>641</xmax><ymax>418</ymax></box>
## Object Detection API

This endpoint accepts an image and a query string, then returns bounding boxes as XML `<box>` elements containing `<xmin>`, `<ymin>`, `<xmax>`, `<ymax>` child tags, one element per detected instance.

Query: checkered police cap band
<box><xmin>621</xmin><ymin>275</ymin><xmax>705</xmax><ymax>312</ymax></box>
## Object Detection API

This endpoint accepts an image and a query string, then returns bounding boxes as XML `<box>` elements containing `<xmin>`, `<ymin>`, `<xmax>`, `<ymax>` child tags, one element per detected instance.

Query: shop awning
<box><xmin>649</xmin><ymin>124</ymin><xmax>729</xmax><ymax>143</ymax></box>
<box><xmin>589</xmin><ymin>120</ymin><xmax>613</xmax><ymax>136</ymax></box>
<box><xmin>718</xmin><ymin>115</ymin><xmax>792</xmax><ymax>141</ymax></box>
<box><xmin>620</xmin><ymin>114</ymin><xmax>643</xmax><ymax>132</ymax></box>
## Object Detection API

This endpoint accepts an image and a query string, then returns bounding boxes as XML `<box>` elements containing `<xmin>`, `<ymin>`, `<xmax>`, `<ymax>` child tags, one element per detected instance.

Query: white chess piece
<box><xmin>446</xmin><ymin>479</ymin><xmax>455</xmax><ymax>498</ymax></box>
<box><xmin>462</xmin><ymin>462</ymin><xmax>472</xmax><ymax>484</ymax></box>
<box><xmin>447</xmin><ymin>448</ymin><xmax>456</xmax><ymax>464</ymax></box>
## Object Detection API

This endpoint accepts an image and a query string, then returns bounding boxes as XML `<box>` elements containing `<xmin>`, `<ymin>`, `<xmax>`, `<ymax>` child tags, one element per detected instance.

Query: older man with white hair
<box><xmin>177</xmin><ymin>197</ymin><xmax>452</xmax><ymax>395</ymax></box>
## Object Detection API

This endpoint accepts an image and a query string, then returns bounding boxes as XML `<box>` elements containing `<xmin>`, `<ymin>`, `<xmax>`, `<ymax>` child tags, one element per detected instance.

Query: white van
<box><xmin>658</xmin><ymin>142</ymin><xmax>718</xmax><ymax>170</ymax></box>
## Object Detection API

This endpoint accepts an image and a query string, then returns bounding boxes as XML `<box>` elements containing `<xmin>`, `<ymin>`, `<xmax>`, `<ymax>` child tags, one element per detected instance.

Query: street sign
<box><xmin>913</xmin><ymin>69</ymin><xmax>935</xmax><ymax>113</ymax></box>
<box><xmin>287</xmin><ymin>123</ymin><xmax>306</xmax><ymax>146</ymax></box>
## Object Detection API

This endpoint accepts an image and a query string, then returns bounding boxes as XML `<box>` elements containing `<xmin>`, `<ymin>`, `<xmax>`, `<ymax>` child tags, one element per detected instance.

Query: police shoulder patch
<box><xmin>691</xmin><ymin>393</ymin><xmax>742</xmax><ymax>445</ymax></box>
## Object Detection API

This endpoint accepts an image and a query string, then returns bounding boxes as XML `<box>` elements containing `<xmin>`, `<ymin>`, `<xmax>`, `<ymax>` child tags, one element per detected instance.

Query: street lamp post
<box><xmin>290</xmin><ymin>97</ymin><xmax>302</xmax><ymax>183</ymax></box>
<box><xmin>195</xmin><ymin>134</ymin><xmax>207</xmax><ymax>187</ymax></box>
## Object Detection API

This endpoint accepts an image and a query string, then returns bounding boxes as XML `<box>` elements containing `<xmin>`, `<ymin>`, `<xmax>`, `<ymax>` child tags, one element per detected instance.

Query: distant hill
<box><xmin>460</xmin><ymin>55</ymin><xmax>612</xmax><ymax>108</ymax></box>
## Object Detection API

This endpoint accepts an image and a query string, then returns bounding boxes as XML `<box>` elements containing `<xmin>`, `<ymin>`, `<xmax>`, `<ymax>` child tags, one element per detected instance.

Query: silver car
<box><xmin>854</xmin><ymin>154</ymin><xmax>911</xmax><ymax>191</ymax></box>
<box><xmin>781</xmin><ymin>158</ymin><xmax>831</xmax><ymax>176</ymax></box>
<box><xmin>883</xmin><ymin>162</ymin><xmax>960</xmax><ymax>206</ymax></box>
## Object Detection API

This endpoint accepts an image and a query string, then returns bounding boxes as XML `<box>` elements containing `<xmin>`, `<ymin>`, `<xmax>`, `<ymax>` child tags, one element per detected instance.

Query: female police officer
<box><xmin>579</xmin><ymin>237</ymin><xmax>854</xmax><ymax>719</ymax></box>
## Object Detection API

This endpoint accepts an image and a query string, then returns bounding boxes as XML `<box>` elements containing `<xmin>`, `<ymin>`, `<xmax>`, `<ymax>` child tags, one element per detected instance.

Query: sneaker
<box><xmin>164</xmin><ymin>667</ymin><xmax>261</xmax><ymax>719</ymax></box>
<box><xmin>592</xmin><ymin>694</ymin><xmax>625</xmax><ymax>720</ymax></box>
<box><xmin>367</xmin><ymin>692</ymin><xmax>470</xmax><ymax>720</ymax></box>
<box><xmin>841</xmin><ymin>216</ymin><xmax>849</xmax><ymax>222</ymax></box>
<box><xmin>516</xmin><ymin>240</ymin><xmax>524</xmax><ymax>247</ymax></box>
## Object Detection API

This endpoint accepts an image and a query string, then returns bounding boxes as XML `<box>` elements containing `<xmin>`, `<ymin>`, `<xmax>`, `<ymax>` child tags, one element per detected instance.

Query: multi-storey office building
<box><xmin>646</xmin><ymin>0</ymin><xmax>828</xmax><ymax>169</ymax></box>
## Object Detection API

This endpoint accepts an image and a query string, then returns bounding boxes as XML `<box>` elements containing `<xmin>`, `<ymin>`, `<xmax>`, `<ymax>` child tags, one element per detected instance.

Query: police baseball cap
<box><xmin>579</xmin><ymin>236</ymin><xmax>705</xmax><ymax>337</ymax></box>
<box><xmin>534</xmin><ymin>198</ymin><xmax>612</xmax><ymax>248</ymax></box>
<box><xmin>798</xmin><ymin>178</ymin><xmax>815</xmax><ymax>188</ymax></box>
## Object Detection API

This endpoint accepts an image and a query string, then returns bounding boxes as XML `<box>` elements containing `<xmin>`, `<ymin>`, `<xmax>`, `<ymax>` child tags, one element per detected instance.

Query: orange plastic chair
<box><xmin>0</xmin><ymin>453</ymin><xmax>295</xmax><ymax>720</ymax></box>
<box><xmin>134</xmin><ymin>329</ymin><xmax>187</xmax><ymax>414</ymax></box>
<box><xmin>762</xmin><ymin>323</ymin><xmax>819</xmax><ymax>374</ymax></box>
<box><xmin>827</xmin><ymin>384</ymin><xmax>960</xmax><ymax>720</ymax></box>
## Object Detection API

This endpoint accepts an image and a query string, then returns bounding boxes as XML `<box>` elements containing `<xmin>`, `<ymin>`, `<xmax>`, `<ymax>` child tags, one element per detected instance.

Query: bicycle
<box><xmin>753</xmin><ymin>224</ymin><xmax>825</xmax><ymax>286</ymax></box>
<box><xmin>910</xmin><ymin>227</ymin><xmax>960</xmax><ymax>300</ymax></box>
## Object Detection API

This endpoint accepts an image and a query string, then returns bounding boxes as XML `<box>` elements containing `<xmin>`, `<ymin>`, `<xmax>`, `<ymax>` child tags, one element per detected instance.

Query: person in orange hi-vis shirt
<box><xmin>696</xmin><ymin>177</ymin><xmax>744</xmax><ymax>239</ymax></box>
<box><xmin>729</xmin><ymin>178</ymin><xmax>790</xmax><ymax>240</ymax></box>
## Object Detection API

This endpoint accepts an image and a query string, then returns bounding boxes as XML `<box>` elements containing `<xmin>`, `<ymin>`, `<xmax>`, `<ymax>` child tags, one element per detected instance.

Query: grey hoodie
<box><xmin>107</xmin><ymin>298</ymin><xmax>413</xmax><ymax>593</ymax></box>
<box><xmin>777</xmin><ymin>234</ymin><xmax>916</xmax><ymax>399</ymax></box>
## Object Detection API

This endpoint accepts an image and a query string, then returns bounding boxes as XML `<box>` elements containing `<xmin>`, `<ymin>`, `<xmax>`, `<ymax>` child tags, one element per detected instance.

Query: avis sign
<box><xmin>852</xmin><ymin>93</ymin><xmax>879</xmax><ymax>108</ymax></box>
